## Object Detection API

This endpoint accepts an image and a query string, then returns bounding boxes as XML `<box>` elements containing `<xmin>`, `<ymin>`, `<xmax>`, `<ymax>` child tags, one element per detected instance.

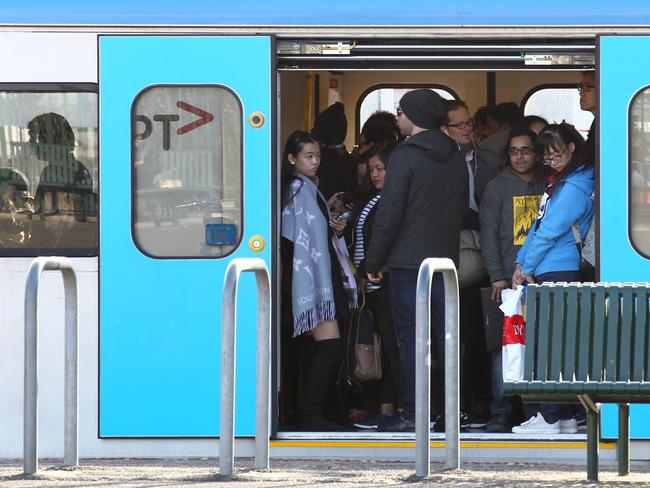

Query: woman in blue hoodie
<box><xmin>510</xmin><ymin>123</ymin><xmax>595</xmax><ymax>435</ymax></box>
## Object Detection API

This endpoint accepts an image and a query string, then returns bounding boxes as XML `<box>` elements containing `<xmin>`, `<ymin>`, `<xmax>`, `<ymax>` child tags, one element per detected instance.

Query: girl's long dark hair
<box><xmin>534</xmin><ymin>122</ymin><xmax>587</xmax><ymax>195</ymax></box>
<box><xmin>281</xmin><ymin>130</ymin><xmax>319</xmax><ymax>209</ymax></box>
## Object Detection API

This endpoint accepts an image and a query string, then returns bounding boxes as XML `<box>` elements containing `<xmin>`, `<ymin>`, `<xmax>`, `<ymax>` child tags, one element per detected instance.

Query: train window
<box><xmin>629</xmin><ymin>87</ymin><xmax>650</xmax><ymax>257</ymax></box>
<box><xmin>523</xmin><ymin>85</ymin><xmax>594</xmax><ymax>139</ymax></box>
<box><xmin>132</xmin><ymin>85</ymin><xmax>243</xmax><ymax>258</ymax></box>
<box><xmin>0</xmin><ymin>87</ymin><xmax>98</xmax><ymax>256</ymax></box>
<box><xmin>357</xmin><ymin>84</ymin><xmax>457</xmax><ymax>131</ymax></box>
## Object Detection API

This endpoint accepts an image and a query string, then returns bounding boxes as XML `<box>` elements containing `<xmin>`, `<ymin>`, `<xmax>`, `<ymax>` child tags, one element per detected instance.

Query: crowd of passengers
<box><xmin>281</xmin><ymin>71</ymin><xmax>597</xmax><ymax>434</ymax></box>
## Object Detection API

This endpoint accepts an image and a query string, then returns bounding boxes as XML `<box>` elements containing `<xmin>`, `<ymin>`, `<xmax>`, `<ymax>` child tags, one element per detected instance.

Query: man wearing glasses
<box><xmin>577</xmin><ymin>71</ymin><xmax>597</xmax><ymax>288</ymax></box>
<box><xmin>365</xmin><ymin>89</ymin><xmax>468</xmax><ymax>431</ymax></box>
<box><xmin>479</xmin><ymin>127</ymin><xmax>547</xmax><ymax>432</ymax></box>
<box><xmin>578</xmin><ymin>71</ymin><xmax>596</xmax><ymax>165</ymax></box>
<box><xmin>440</xmin><ymin>100</ymin><xmax>493</xmax><ymax>430</ymax></box>
<box><xmin>441</xmin><ymin>100</ymin><xmax>492</xmax><ymax>216</ymax></box>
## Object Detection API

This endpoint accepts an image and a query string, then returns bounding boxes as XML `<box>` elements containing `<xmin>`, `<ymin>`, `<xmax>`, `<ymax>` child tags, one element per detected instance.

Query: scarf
<box><xmin>282</xmin><ymin>173</ymin><xmax>357</xmax><ymax>337</ymax></box>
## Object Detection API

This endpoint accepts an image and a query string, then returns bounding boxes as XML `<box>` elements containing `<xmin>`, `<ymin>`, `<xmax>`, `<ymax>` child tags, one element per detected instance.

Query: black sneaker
<box><xmin>461</xmin><ymin>411</ymin><xmax>471</xmax><ymax>429</ymax></box>
<box><xmin>380</xmin><ymin>415</ymin><xmax>415</xmax><ymax>432</ymax></box>
<box><xmin>432</xmin><ymin>412</ymin><xmax>471</xmax><ymax>432</ymax></box>
<box><xmin>485</xmin><ymin>414</ymin><xmax>511</xmax><ymax>433</ymax></box>
<box><xmin>354</xmin><ymin>412</ymin><xmax>397</xmax><ymax>430</ymax></box>
<box><xmin>469</xmin><ymin>414</ymin><xmax>489</xmax><ymax>429</ymax></box>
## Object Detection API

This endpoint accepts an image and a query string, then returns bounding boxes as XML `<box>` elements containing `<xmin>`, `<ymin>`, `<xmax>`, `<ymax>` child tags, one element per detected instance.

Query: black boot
<box><xmin>301</xmin><ymin>338</ymin><xmax>341</xmax><ymax>431</ymax></box>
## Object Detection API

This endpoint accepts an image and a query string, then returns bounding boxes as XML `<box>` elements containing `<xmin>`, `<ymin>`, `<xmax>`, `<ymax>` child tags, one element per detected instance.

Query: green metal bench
<box><xmin>503</xmin><ymin>283</ymin><xmax>650</xmax><ymax>481</ymax></box>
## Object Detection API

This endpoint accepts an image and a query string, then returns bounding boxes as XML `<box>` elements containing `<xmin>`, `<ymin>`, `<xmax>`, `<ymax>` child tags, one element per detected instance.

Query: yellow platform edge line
<box><xmin>270</xmin><ymin>440</ymin><xmax>615</xmax><ymax>449</ymax></box>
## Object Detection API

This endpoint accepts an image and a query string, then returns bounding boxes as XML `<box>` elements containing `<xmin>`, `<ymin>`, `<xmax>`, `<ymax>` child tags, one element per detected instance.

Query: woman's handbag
<box><xmin>338</xmin><ymin>291</ymin><xmax>382</xmax><ymax>391</ymax></box>
<box><xmin>458</xmin><ymin>229</ymin><xmax>488</xmax><ymax>288</ymax></box>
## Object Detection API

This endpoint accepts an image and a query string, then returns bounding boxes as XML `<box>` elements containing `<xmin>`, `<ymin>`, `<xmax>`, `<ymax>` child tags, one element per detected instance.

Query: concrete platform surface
<box><xmin>2</xmin><ymin>458</ymin><xmax>650</xmax><ymax>487</ymax></box>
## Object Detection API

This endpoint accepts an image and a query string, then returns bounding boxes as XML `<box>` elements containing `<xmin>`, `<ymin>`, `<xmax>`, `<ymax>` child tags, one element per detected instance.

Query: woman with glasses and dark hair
<box><xmin>280</xmin><ymin>130</ymin><xmax>357</xmax><ymax>431</ymax></box>
<box><xmin>510</xmin><ymin>122</ymin><xmax>595</xmax><ymax>435</ymax></box>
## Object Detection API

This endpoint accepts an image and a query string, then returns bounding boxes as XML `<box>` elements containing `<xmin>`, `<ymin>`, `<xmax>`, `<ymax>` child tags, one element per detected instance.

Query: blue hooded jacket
<box><xmin>516</xmin><ymin>164</ymin><xmax>595</xmax><ymax>276</ymax></box>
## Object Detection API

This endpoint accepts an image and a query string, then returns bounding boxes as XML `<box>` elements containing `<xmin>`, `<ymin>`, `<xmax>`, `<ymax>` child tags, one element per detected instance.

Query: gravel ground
<box><xmin>2</xmin><ymin>458</ymin><xmax>650</xmax><ymax>487</ymax></box>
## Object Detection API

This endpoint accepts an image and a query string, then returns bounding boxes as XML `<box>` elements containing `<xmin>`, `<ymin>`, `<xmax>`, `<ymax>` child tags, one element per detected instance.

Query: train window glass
<box><xmin>523</xmin><ymin>87</ymin><xmax>594</xmax><ymax>139</ymax></box>
<box><xmin>629</xmin><ymin>88</ymin><xmax>650</xmax><ymax>257</ymax></box>
<box><xmin>132</xmin><ymin>85</ymin><xmax>242</xmax><ymax>258</ymax></box>
<box><xmin>358</xmin><ymin>85</ymin><xmax>456</xmax><ymax>129</ymax></box>
<box><xmin>0</xmin><ymin>90</ymin><xmax>98</xmax><ymax>255</ymax></box>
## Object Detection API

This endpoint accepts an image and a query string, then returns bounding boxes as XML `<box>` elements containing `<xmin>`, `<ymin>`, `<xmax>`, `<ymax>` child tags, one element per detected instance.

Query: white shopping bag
<box><xmin>500</xmin><ymin>285</ymin><xmax>526</xmax><ymax>382</ymax></box>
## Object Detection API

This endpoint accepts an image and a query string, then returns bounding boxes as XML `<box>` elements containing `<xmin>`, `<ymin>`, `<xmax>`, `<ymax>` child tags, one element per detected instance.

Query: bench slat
<box><xmin>619</xmin><ymin>287</ymin><xmax>634</xmax><ymax>382</ymax></box>
<box><xmin>564</xmin><ymin>285</ymin><xmax>579</xmax><ymax>381</ymax></box>
<box><xmin>524</xmin><ymin>285</ymin><xmax>537</xmax><ymax>381</ymax></box>
<box><xmin>577</xmin><ymin>286</ymin><xmax>593</xmax><ymax>381</ymax></box>
<box><xmin>634</xmin><ymin>288</ymin><xmax>649</xmax><ymax>382</ymax></box>
<box><xmin>606</xmin><ymin>286</ymin><xmax>621</xmax><ymax>382</ymax></box>
<box><xmin>536</xmin><ymin>286</ymin><xmax>552</xmax><ymax>381</ymax></box>
<box><xmin>550</xmin><ymin>285</ymin><xmax>566</xmax><ymax>381</ymax></box>
<box><xmin>592</xmin><ymin>287</ymin><xmax>607</xmax><ymax>381</ymax></box>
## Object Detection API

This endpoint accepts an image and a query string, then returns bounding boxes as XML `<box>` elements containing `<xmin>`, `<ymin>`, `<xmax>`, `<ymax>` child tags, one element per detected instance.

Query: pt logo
<box><xmin>135</xmin><ymin>101</ymin><xmax>214</xmax><ymax>150</ymax></box>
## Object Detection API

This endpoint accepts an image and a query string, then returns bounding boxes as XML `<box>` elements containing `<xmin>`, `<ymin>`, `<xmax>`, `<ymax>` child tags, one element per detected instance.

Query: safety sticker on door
<box><xmin>205</xmin><ymin>223</ymin><xmax>237</xmax><ymax>246</ymax></box>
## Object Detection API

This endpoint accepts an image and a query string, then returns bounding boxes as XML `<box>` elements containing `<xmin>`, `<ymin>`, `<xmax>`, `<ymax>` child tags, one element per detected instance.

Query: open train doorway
<box><xmin>274</xmin><ymin>37</ymin><xmax>596</xmax><ymax>441</ymax></box>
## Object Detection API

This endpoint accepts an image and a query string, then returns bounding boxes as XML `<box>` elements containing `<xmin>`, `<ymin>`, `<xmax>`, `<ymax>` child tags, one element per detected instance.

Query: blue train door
<box><xmin>99</xmin><ymin>36</ymin><xmax>273</xmax><ymax>436</ymax></box>
<box><xmin>600</xmin><ymin>35</ymin><xmax>650</xmax><ymax>439</ymax></box>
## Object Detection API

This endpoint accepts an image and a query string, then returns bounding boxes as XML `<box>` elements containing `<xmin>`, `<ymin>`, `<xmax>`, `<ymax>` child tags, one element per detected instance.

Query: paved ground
<box><xmin>2</xmin><ymin>459</ymin><xmax>650</xmax><ymax>487</ymax></box>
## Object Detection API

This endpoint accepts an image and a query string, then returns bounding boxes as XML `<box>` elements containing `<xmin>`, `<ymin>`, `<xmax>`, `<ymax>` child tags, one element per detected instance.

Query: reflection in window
<box><xmin>630</xmin><ymin>88</ymin><xmax>650</xmax><ymax>257</ymax></box>
<box><xmin>132</xmin><ymin>86</ymin><xmax>242</xmax><ymax>258</ymax></box>
<box><xmin>524</xmin><ymin>87</ymin><xmax>594</xmax><ymax>139</ymax></box>
<box><xmin>359</xmin><ymin>86</ymin><xmax>456</xmax><ymax>129</ymax></box>
<box><xmin>0</xmin><ymin>91</ymin><xmax>98</xmax><ymax>254</ymax></box>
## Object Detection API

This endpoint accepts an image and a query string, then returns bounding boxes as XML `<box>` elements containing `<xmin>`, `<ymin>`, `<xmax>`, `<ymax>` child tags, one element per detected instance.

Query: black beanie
<box><xmin>312</xmin><ymin>102</ymin><xmax>347</xmax><ymax>145</ymax></box>
<box><xmin>399</xmin><ymin>89</ymin><xmax>446</xmax><ymax>130</ymax></box>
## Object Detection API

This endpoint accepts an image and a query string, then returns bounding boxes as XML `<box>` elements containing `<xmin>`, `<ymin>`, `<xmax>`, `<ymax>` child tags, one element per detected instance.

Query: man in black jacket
<box><xmin>365</xmin><ymin>89</ymin><xmax>468</xmax><ymax>431</ymax></box>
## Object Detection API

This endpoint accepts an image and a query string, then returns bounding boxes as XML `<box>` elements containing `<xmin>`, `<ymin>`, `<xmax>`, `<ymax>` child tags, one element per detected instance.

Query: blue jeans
<box><xmin>389</xmin><ymin>268</ymin><xmax>445</xmax><ymax>421</ymax></box>
<box><xmin>536</xmin><ymin>270</ymin><xmax>581</xmax><ymax>423</ymax></box>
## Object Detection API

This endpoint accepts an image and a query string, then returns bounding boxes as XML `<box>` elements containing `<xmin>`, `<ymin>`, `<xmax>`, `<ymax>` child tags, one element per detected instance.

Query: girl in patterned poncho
<box><xmin>281</xmin><ymin>130</ymin><xmax>357</xmax><ymax>431</ymax></box>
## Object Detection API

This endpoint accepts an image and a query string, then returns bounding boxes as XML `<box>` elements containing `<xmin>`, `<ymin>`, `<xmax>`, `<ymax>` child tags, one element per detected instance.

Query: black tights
<box><xmin>303</xmin><ymin>337</ymin><xmax>341</xmax><ymax>418</ymax></box>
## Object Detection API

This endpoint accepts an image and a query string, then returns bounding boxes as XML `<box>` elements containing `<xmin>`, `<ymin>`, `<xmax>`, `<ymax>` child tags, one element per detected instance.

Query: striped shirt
<box><xmin>353</xmin><ymin>194</ymin><xmax>381</xmax><ymax>292</ymax></box>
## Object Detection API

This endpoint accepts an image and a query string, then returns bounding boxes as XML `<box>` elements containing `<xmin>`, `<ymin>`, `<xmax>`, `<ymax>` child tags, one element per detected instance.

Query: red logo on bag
<box><xmin>503</xmin><ymin>314</ymin><xmax>525</xmax><ymax>346</ymax></box>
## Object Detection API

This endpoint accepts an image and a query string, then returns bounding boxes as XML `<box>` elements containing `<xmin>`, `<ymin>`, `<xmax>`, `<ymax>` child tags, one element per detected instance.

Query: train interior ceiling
<box><xmin>278</xmin><ymin>37</ymin><xmax>595</xmax><ymax>147</ymax></box>
<box><xmin>276</xmin><ymin>37</ymin><xmax>595</xmax><ymax>435</ymax></box>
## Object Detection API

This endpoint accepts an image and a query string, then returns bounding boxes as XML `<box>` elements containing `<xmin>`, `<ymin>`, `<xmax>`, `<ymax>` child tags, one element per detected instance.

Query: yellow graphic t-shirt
<box><xmin>513</xmin><ymin>195</ymin><xmax>542</xmax><ymax>245</ymax></box>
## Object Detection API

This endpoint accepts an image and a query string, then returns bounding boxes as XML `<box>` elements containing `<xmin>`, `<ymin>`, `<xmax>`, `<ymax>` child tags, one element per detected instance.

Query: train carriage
<box><xmin>1</xmin><ymin>0</ymin><xmax>650</xmax><ymax>463</ymax></box>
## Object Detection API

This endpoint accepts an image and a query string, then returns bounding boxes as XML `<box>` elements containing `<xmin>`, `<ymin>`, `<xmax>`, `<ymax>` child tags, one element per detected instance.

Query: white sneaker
<box><xmin>512</xmin><ymin>412</ymin><xmax>560</xmax><ymax>434</ymax></box>
<box><xmin>559</xmin><ymin>418</ymin><xmax>578</xmax><ymax>433</ymax></box>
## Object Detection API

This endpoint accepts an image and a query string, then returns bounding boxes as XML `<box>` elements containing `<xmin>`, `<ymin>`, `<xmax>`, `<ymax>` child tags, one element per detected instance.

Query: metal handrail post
<box><xmin>415</xmin><ymin>257</ymin><xmax>459</xmax><ymax>478</ymax></box>
<box><xmin>24</xmin><ymin>257</ymin><xmax>78</xmax><ymax>475</ymax></box>
<box><xmin>220</xmin><ymin>258</ymin><xmax>271</xmax><ymax>477</ymax></box>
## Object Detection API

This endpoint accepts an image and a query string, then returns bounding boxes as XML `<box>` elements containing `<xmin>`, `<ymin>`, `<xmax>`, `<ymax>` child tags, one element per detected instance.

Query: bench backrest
<box><xmin>524</xmin><ymin>283</ymin><xmax>650</xmax><ymax>384</ymax></box>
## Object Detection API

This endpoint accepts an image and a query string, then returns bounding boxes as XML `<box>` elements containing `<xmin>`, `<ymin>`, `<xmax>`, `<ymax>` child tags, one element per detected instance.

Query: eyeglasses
<box><xmin>396</xmin><ymin>107</ymin><xmax>403</xmax><ymax>116</ymax></box>
<box><xmin>578</xmin><ymin>84</ymin><xmax>596</xmax><ymax>93</ymax></box>
<box><xmin>446</xmin><ymin>120</ymin><xmax>473</xmax><ymax>130</ymax></box>
<box><xmin>542</xmin><ymin>147</ymin><xmax>569</xmax><ymax>164</ymax></box>
<box><xmin>507</xmin><ymin>146</ymin><xmax>534</xmax><ymax>156</ymax></box>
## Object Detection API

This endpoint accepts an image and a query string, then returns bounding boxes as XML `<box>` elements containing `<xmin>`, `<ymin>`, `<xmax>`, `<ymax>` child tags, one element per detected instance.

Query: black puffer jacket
<box><xmin>365</xmin><ymin>129</ymin><xmax>468</xmax><ymax>272</ymax></box>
